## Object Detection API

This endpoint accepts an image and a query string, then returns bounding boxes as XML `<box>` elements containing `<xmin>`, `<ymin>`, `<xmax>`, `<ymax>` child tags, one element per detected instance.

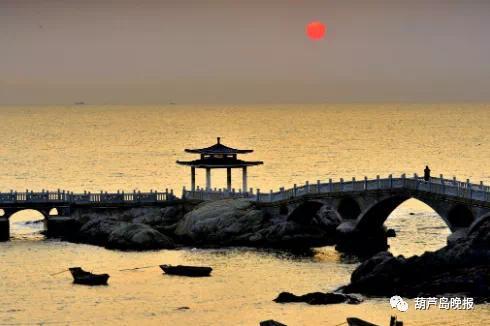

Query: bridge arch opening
<box><xmin>383</xmin><ymin>198</ymin><xmax>450</xmax><ymax>256</ymax></box>
<box><xmin>288</xmin><ymin>201</ymin><xmax>324</xmax><ymax>223</ymax></box>
<box><xmin>8</xmin><ymin>209</ymin><xmax>47</xmax><ymax>240</ymax></box>
<box><xmin>49</xmin><ymin>208</ymin><xmax>59</xmax><ymax>216</ymax></box>
<box><xmin>447</xmin><ymin>204</ymin><xmax>474</xmax><ymax>228</ymax></box>
<box><xmin>337</xmin><ymin>197</ymin><xmax>361</xmax><ymax>220</ymax></box>
<box><xmin>0</xmin><ymin>209</ymin><xmax>4</xmax><ymax>217</ymax></box>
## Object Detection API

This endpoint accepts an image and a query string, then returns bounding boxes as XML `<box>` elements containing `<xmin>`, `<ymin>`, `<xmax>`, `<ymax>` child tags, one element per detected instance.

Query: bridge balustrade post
<box><xmin>376</xmin><ymin>175</ymin><xmax>380</xmax><ymax>189</ymax></box>
<box><xmin>340</xmin><ymin>178</ymin><xmax>344</xmax><ymax>191</ymax></box>
<box><xmin>480</xmin><ymin>181</ymin><xmax>484</xmax><ymax>190</ymax></box>
<box><xmin>317</xmin><ymin>180</ymin><xmax>320</xmax><ymax>193</ymax></box>
<box><xmin>389</xmin><ymin>174</ymin><xmax>393</xmax><ymax>189</ymax></box>
<box><xmin>352</xmin><ymin>177</ymin><xmax>356</xmax><ymax>191</ymax></box>
<box><xmin>305</xmin><ymin>181</ymin><xmax>310</xmax><ymax>193</ymax></box>
<box><xmin>364</xmin><ymin>176</ymin><xmax>368</xmax><ymax>190</ymax></box>
<box><xmin>170</xmin><ymin>189</ymin><xmax>174</xmax><ymax>200</ymax></box>
<box><xmin>467</xmin><ymin>179</ymin><xmax>472</xmax><ymax>198</ymax></box>
<box><xmin>401</xmin><ymin>173</ymin><xmax>406</xmax><ymax>187</ymax></box>
<box><xmin>293</xmin><ymin>184</ymin><xmax>297</xmax><ymax>197</ymax></box>
<box><xmin>453</xmin><ymin>177</ymin><xmax>457</xmax><ymax>185</ymax></box>
<box><xmin>256</xmin><ymin>189</ymin><xmax>260</xmax><ymax>202</ymax></box>
<box><xmin>270</xmin><ymin>190</ymin><xmax>273</xmax><ymax>202</ymax></box>
<box><xmin>249</xmin><ymin>187</ymin><xmax>253</xmax><ymax>195</ymax></box>
<box><xmin>329</xmin><ymin>179</ymin><xmax>333</xmax><ymax>192</ymax></box>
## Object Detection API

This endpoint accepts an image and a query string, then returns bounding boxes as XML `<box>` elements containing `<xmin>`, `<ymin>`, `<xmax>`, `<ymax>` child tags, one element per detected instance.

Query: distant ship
<box><xmin>74</xmin><ymin>101</ymin><xmax>86</xmax><ymax>105</ymax></box>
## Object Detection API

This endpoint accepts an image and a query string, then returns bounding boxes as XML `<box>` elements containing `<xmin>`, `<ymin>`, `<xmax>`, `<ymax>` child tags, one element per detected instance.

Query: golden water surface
<box><xmin>0</xmin><ymin>104</ymin><xmax>489</xmax><ymax>325</ymax></box>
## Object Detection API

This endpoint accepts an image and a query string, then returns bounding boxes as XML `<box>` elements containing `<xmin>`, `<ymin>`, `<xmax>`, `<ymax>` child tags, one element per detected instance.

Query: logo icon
<box><xmin>390</xmin><ymin>296</ymin><xmax>409</xmax><ymax>312</ymax></box>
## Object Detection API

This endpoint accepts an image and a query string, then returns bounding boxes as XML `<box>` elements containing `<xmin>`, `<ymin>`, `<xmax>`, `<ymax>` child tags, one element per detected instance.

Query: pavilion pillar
<box><xmin>227</xmin><ymin>168</ymin><xmax>232</xmax><ymax>192</ymax></box>
<box><xmin>206</xmin><ymin>168</ymin><xmax>211</xmax><ymax>190</ymax></box>
<box><xmin>242</xmin><ymin>167</ymin><xmax>248</xmax><ymax>193</ymax></box>
<box><xmin>191</xmin><ymin>167</ymin><xmax>196</xmax><ymax>192</ymax></box>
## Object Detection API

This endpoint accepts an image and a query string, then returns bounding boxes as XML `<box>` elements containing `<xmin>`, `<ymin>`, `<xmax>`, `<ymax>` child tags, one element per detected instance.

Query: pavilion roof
<box><xmin>184</xmin><ymin>137</ymin><xmax>253</xmax><ymax>155</ymax></box>
<box><xmin>176</xmin><ymin>157</ymin><xmax>263</xmax><ymax>168</ymax></box>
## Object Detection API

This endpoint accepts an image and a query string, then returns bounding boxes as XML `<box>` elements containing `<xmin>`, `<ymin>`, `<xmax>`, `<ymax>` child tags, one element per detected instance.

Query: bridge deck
<box><xmin>0</xmin><ymin>175</ymin><xmax>489</xmax><ymax>207</ymax></box>
<box><xmin>183</xmin><ymin>175</ymin><xmax>490</xmax><ymax>204</ymax></box>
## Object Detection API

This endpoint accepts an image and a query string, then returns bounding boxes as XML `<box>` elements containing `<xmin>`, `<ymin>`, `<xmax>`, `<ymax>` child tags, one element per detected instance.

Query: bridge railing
<box><xmin>0</xmin><ymin>189</ymin><xmax>176</xmax><ymax>204</ymax></box>
<box><xmin>1</xmin><ymin>174</ymin><xmax>489</xmax><ymax>205</ymax></box>
<box><xmin>245</xmin><ymin>174</ymin><xmax>490</xmax><ymax>203</ymax></box>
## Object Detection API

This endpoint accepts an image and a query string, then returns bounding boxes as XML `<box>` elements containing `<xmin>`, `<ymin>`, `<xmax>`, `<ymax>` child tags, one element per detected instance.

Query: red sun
<box><xmin>306</xmin><ymin>21</ymin><xmax>326</xmax><ymax>41</ymax></box>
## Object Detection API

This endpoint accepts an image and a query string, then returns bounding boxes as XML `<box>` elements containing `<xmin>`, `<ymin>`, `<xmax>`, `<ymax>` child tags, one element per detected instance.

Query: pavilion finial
<box><xmin>217</xmin><ymin>137</ymin><xmax>221</xmax><ymax>144</ymax></box>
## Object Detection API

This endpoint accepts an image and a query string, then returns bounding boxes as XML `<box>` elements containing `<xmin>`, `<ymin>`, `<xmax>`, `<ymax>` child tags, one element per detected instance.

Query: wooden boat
<box><xmin>160</xmin><ymin>264</ymin><xmax>212</xmax><ymax>277</ymax></box>
<box><xmin>69</xmin><ymin>267</ymin><xmax>109</xmax><ymax>285</ymax></box>
<box><xmin>347</xmin><ymin>317</ymin><xmax>380</xmax><ymax>326</ymax></box>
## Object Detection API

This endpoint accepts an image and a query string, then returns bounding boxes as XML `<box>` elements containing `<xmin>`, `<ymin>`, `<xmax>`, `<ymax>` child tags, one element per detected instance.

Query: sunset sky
<box><xmin>1</xmin><ymin>0</ymin><xmax>490</xmax><ymax>104</ymax></box>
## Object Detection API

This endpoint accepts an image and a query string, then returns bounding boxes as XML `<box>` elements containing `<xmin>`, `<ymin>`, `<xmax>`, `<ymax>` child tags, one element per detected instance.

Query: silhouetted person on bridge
<box><xmin>424</xmin><ymin>165</ymin><xmax>431</xmax><ymax>182</ymax></box>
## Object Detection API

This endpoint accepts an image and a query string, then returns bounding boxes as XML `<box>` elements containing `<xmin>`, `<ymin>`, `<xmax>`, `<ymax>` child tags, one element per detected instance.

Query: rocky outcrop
<box><xmin>174</xmin><ymin>199</ymin><xmax>340</xmax><ymax>248</ymax></box>
<box><xmin>107</xmin><ymin>223</ymin><xmax>175</xmax><ymax>250</ymax></box>
<box><xmin>341</xmin><ymin>218</ymin><xmax>490</xmax><ymax>302</ymax></box>
<box><xmin>68</xmin><ymin>206</ymin><xmax>183</xmax><ymax>250</ymax></box>
<box><xmin>273</xmin><ymin>291</ymin><xmax>362</xmax><ymax>305</ymax></box>
<box><xmin>64</xmin><ymin>199</ymin><xmax>341</xmax><ymax>250</ymax></box>
<box><xmin>335</xmin><ymin>221</ymin><xmax>390</xmax><ymax>256</ymax></box>
<box><xmin>174</xmin><ymin>199</ymin><xmax>265</xmax><ymax>245</ymax></box>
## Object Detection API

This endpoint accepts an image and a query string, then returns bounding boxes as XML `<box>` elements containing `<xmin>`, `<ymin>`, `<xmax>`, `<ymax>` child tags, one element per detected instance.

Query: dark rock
<box><xmin>342</xmin><ymin>218</ymin><xmax>490</xmax><ymax>302</ymax></box>
<box><xmin>335</xmin><ymin>228</ymin><xmax>389</xmax><ymax>256</ymax></box>
<box><xmin>386</xmin><ymin>228</ymin><xmax>396</xmax><ymax>238</ymax></box>
<box><xmin>174</xmin><ymin>199</ymin><xmax>337</xmax><ymax>248</ymax></box>
<box><xmin>73</xmin><ymin>216</ymin><xmax>175</xmax><ymax>250</ymax></box>
<box><xmin>273</xmin><ymin>291</ymin><xmax>362</xmax><ymax>305</ymax></box>
<box><xmin>107</xmin><ymin>223</ymin><xmax>175</xmax><ymax>250</ymax></box>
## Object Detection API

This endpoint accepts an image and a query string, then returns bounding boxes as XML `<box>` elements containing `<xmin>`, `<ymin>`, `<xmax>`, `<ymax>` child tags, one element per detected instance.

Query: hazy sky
<box><xmin>1</xmin><ymin>0</ymin><xmax>490</xmax><ymax>104</ymax></box>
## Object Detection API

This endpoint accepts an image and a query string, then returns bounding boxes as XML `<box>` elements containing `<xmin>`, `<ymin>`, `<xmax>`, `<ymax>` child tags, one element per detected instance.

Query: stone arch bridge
<box><xmin>185</xmin><ymin>174</ymin><xmax>490</xmax><ymax>243</ymax></box>
<box><xmin>1</xmin><ymin>175</ymin><xmax>489</xmax><ymax>244</ymax></box>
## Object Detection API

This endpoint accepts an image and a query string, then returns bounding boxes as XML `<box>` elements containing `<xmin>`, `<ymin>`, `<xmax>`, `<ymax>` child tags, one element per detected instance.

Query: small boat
<box><xmin>160</xmin><ymin>264</ymin><xmax>212</xmax><ymax>277</ymax></box>
<box><xmin>69</xmin><ymin>267</ymin><xmax>109</xmax><ymax>285</ymax></box>
<box><xmin>260</xmin><ymin>320</ymin><xmax>287</xmax><ymax>326</ymax></box>
<box><xmin>347</xmin><ymin>317</ymin><xmax>380</xmax><ymax>326</ymax></box>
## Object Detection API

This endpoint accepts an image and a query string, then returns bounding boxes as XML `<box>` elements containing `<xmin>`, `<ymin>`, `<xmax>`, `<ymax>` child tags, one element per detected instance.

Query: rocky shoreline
<box><xmin>50</xmin><ymin>198</ymin><xmax>489</xmax><ymax>303</ymax></box>
<box><xmin>59</xmin><ymin>199</ymin><xmax>342</xmax><ymax>251</ymax></box>
<box><xmin>340</xmin><ymin>218</ymin><xmax>490</xmax><ymax>303</ymax></box>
